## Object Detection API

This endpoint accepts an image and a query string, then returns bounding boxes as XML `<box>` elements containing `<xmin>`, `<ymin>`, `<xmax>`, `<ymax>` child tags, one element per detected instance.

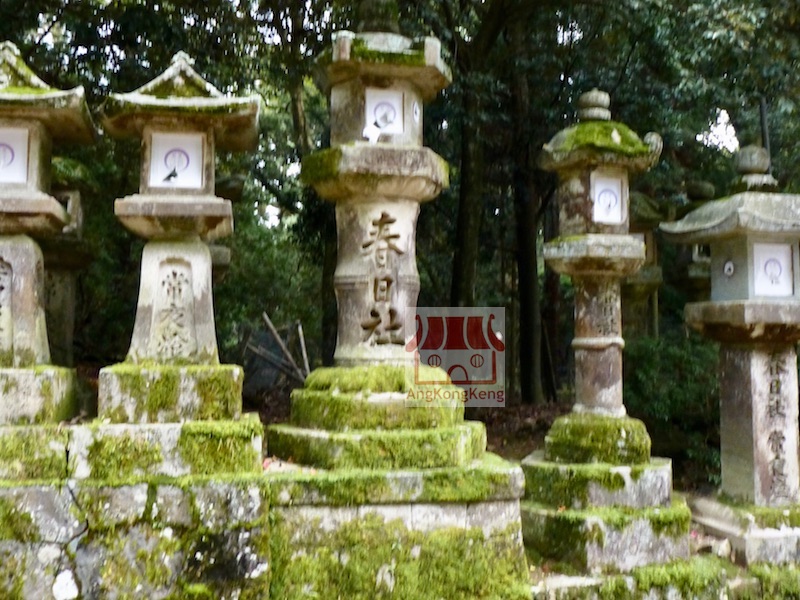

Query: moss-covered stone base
<box><xmin>521</xmin><ymin>498</ymin><xmax>691</xmax><ymax>574</ymax></box>
<box><xmin>267</xmin><ymin>420</ymin><xmax>486</xmax><ymax>470</ymax></box>
<box><xmin>531</xmin><ymin>556</ymin><xmax>735</xmax><ymax>599</ymax></box>
<box><xmin>690</xmin><ymin>494</ymin><xmax>800</xmax><ymax>565</ymax></box>
<box><xmin>266</xmin><ymin>452</ymin><xmax>523</xmax><ymax>506</ymax></box>
<box><xmin>545</xmin><ymin>413</ymin><xmax>652</xmax><ymax>465</ymax></box>
<box><xmin>0</xmin><ymin>366</ymin><xmax>77</xmax><ymax>425</ymax></box>
<box><xmin>0</xmin><ymin>414</ymin><xmax>263</xmax><ymax>482</ymax></box>
<box><xmin>98</xmin><ymin>363</ymin><xmax>243</xmax><ymax>423</ymax></box>
<box><xmin>270</xmin><ymin>506</ymin><xmax>529</xmax><ymax>599</ymax></box>
<box><xmin>522</xmin><ymin>451</ymin><xmax>672</xmax><ymax>509</ymax></box>
<box><xmin>0</xmin><ymin>477</ymin><xmax>270</xmax><ymax>599</ymax></box>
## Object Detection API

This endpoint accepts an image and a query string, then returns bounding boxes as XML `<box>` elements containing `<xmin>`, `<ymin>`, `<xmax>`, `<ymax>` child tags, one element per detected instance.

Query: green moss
<box><xmin>87</xmin><ymin>431</ymin><xmax>163</xmax><ymax>480</ymax></box>
<box><xmin>268</xmin><ymin>422</ymin><xmax>483</xmax><ymax>470</ymax></box>
<box><xmin>0</xmin><ymin>497</ymin><xmax>40</xmax><ymax>541</ymax></box>
<box><xmin>290</xmin><ymin>388</ymin><xmax>463</xmax><ymax>431</ymax></box>
<box><xmin>179</xmin><ymin>583</ymin><xmax>215</xmax><ymax>599</ymax></box>
<box><xmin>350</xmin><ymin>38</ymin><xmax>427</xmax><ymax>67</ymax></box>
<box><xmin>270</xmin><ymin>512</ymin><xmax>529</xmax><ymax>599</ymax></box>
<box><xmin>101</xmin><ymin>364</ymin><xmax>242</xmax><ymax>422</ymax></box>
<box><xmin>522</xmin><ymin>499</ymin><xmax>690</xmax><ymax>572</ymax></box>
<box><xmin>267</xmin><ymin>453</ymin><xmax>518</xmax><ymax>506</ymax></box>
<box><xmin>547</xmin><ymin>121</ymin><xmax>651</xmax><ymax>157</ymax></box>
<box><xmin>177</xmin><ymin>416</ymin><xmax>262</xmax><ymax>475</ymax></box>
<box><xmin>544</xmin><ymin>413</ymin><xmax>651</xmax><ymax>465</ymax></box>
<box><xmin>300</xmin><ymin>148</ymin><xmax>343</xmax><ymax>185</ymax></box>
<box><xmin>0</xmin><ymin>550</ymin><xmax>24</xmax><ymax>599</ymax></box>
<box><xmin>0</xmin><ymin>426</ymin><xmax>68</xmax><ymax>480</ymax></box>
<box><xmin>195</xmin><ymin>369</ymin><xmax>242</xmax><ymax>420</ymax></box>
<box><xmin>750</xmin><ymin>563</ymin><xmax>800</xmax><ymax>598</ymax></box>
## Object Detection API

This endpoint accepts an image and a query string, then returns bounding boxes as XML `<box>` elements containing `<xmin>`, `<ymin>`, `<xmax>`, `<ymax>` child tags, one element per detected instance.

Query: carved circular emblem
<box><xmin>470</xmin><ymin>354</ymin><xmax>485</xmax><ymax>368</ymax></box>
<box><xmin>374</xmin><ymin>102</ymin><xmax>397</xmax><ymax>129</ymax></box>
<box><xmin>598</xmin><ymin>188</ymin><xmax>619</xmax><ymax>214</ymax></box>
<box><xmin>723</xmin><ymin>260</ymin><xmax>735</xmax><ymax>277</ymax></box>
<box><xmin>0</xmin><ymin>143</ymin><xmax>15</xmax><ymax>169</ymax></box>
<box><xmin>164</xmin><ymin>148</ymin><xmax>191</xmax><ymax>173</ymax></box>
<box><xmin>427</xmin><ymin>354</ymin><xmax>442</xmax><ymax>368</ymax></box>
<box><xmin>765</xmin><ymin>258</ymin><xmax>783</xmax><ymax>284</ymax></box>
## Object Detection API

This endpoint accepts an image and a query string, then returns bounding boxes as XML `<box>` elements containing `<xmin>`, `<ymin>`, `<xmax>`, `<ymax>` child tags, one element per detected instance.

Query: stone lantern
<box><xmin>300</xmin><ymin>2</ymin><xmax>450</xmax><ymax>366</ymax></box>
<box><xmin>98</xmin><ymin>52</ymin><xmax>260</xmax><ymax>422</ymax></box>
<box><xmin>0</xmin><ymin>41</ymin><xmax>95</xmax><ymax>423</ymax></box>
<box><xmin>662</xmin><ymin>146</ymin><xmax>800</xmax><ymax>564</ymax></box>
<box><xmin>521</xmin><ymin>90</ymin><xmax>690</xmax><ymax>573</ymax></box>
<box><xmin>265</xmin><ymin>2</ymin><xmax>529</xmax><ymax>597</ymax></box>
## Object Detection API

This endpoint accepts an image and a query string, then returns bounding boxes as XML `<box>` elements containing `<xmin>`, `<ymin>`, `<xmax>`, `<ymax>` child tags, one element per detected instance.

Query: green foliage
<box><xmin>624</xmin><ymin>331</ymin><xmax>720</xmax><ymax>487</ymax></box>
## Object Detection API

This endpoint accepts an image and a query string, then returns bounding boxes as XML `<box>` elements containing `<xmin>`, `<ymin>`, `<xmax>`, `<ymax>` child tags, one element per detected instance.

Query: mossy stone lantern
<box><xmin>98</xmin><ymin>52</ymin><xmax>261</xmax><ymax>423</ymax></box>
<box><xmin>301</xmin><ymin>0</ymin><xmax>451</xmax><ymax>365</ymax></box>
<box><xmin>519</xmin><ymin>91</ymin><xmax>688</xmax><ymax>574</ymax></box>
<box><xmin>662</xmin><ymin>147</ymin><xmax>800</xmax><ymax>508</ymax></box>
<box><xmin>0</xmin><ymin>41</ymin><xmax>95</xmax><ymax>424</ymax></box>
<box><xmin>540</xmin><ymin>89</ymin><xmax>662</xmax><ymax>420</ymax></box>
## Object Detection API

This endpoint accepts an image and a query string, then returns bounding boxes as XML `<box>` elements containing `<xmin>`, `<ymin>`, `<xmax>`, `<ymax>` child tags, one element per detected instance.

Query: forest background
<box><xmin>6</xmin><ymin>0</ymin><xmax>800</xmax><ymax>484</ymax></box>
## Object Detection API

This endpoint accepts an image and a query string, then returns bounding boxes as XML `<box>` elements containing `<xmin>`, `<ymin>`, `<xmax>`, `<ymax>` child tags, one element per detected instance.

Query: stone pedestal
<box><xmin>522</xmin><ymin>90</ymin><xmax>688</xmax><ymax>575</ymax></box>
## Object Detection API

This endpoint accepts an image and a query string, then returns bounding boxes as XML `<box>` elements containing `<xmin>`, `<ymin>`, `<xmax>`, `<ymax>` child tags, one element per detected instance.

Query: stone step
<box><xmin>266</xmin><ymin>452</ymin><xmax>524</xmax><ymax>506</ymax></box>
<box><xmin>267</xmin><ymin>420</ymin><xmax>486</xmax><ymax>470</ymax></box>
<box><xmin>98</xmin><ymin>363</ymin><xmax>243</xmax><ymax>423</ymax></box>
<box><xmin>520</xmin><ymin>498</ymin><xmax>691</xmax><ymax>573</ymax></box>
<box><xmin>522</xmin><ymin>450</ymin><xmax>673</xmax><ymax>509</ymax></box>
<box><xmin>289</xmin><ymin>387</ymin><xmax>464</xmax><ymax>431</ymax></box>
<box><xmin>0</xmin><ymin>366</ymin><xmax>77</xmax><ymax>426</ymax></box>
<box><xmin>544</xmin><ymin>413</ymin><xmax>652</xmax><ymax>465</ymax></box>
<box><xmin>0</xmin><ymin>414</ymin><xmax>263</xmax><ymax>481</ymax></box>
<box><xmin>689</xmin><ymin>494</ymin><xmax>800</xmax><ymax>565</ymax></box>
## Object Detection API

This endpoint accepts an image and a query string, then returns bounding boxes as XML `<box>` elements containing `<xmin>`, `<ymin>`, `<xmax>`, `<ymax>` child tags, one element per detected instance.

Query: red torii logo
<box><xmin>406</xmin><ymin>312</ymin><xmax>505</xmax><ymax>385</ymax></box>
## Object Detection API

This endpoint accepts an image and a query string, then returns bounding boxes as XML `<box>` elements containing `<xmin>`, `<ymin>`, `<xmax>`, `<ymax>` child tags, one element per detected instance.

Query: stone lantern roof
<box><xmin>660</xmin><ymin>192</ymin><xmax>800</xmax><ymax>244</ymax></box>
<box><xmin>0</xmin><ymin>41</ymin><xmax>95</xmax><ymax>144</ymax></box>
<box><xmin>661</xmin><ymin>145</ymin><xmax>800</xmax><ymax>244</ymax></box>
<box><xmin>100</xmin><ymin>51</ymin><xmax>260</xmax><ymax>151</ymax></box>
<box><xmin>540</xmin><ymin>89</ymin><xmax>661</xmax><ymax>172</ymax></box>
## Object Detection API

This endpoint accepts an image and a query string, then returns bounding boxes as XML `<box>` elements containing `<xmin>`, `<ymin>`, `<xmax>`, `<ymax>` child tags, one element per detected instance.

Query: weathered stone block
<box><xmin>544</xmin><ymin>413</ymin><xmax>652</xmax><ymax>465</ymax></box>
<box><xmin>522</xmin><ymin>451</ymin><xmax>672</xmax><ymax>509</ymax></box>
<box><xmin>0</xmin><ymin>425</ymin><xmax>69</xmax><ymax>479</ymax></box>
<box><xmin>267</xmin><ymin>421</ymin><xmax>485</xmax><ymax>470</ymax></box>
<box><xmin>0</xmin><ymin>367</ymin><xmax>77</xmax><ymax>425</ymax></box>
<box><xmin>267</xmin><ymin>452</ymin><xmax>524</xmax><ymax>507</ymax></box>
<box><xmin>521</xmin><ymin>499</ymin><xmax>691</xmax><ymax>574</ymax></box>
<box><xmin>270</xmin><ymin>501</ymin><xmax>529</xmax><ymax>599</ymax></box>
<box><xmin>290</xmin><ymin>388</ymin><xmax>463</xmax><ymax>431</ymax></box>
<box><xmin>98</xmin><ymin>363</ymin><xmax>243</xmax><ymax>423</ymax></box>
<box><xmin>68</xmin><ymin>417</ymin><xmax>262</xmax><ymax>480</ymax></box>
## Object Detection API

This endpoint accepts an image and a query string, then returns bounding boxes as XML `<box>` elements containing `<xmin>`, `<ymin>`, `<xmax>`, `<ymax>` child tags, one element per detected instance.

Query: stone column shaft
<box><xmin>572</xmin><ymin>276</ymin><xmax>624</xmax><ymax>416</ymax></box>
<box><xmin>719</xmin><ymin>344</ymin><xmax>799</xmax><ymax>506</ymax></box>
<box><xmin>334</xmin><ymin>199</ymin><xmax>419</xmax><ymax>365</ymax></box>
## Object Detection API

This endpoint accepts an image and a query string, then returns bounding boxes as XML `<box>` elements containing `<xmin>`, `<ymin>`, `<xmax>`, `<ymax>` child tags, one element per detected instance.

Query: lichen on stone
<box><xmin>544</xmin><ymin>413</ymin><xmax>652</xmax><ymax>465</ymax></box>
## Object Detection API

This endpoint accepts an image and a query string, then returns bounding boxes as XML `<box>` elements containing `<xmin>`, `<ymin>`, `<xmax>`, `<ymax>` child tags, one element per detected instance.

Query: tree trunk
<box><xmin>450</xmin><ymin>88</ymin><xmax>483</xmax><ymax>307</ymax></box>
<box><xmin>510</xmin><ymin>21</ymin><xmax>545</xmax><ymax>405</ymax></box>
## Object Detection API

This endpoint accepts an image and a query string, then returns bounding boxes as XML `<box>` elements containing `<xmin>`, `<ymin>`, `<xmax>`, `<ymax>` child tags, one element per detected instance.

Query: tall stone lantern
<box><xmin>520</xmin><ymin>90</ymin><xmax>690</xmax><ymax>573</ymax></box>
<box><xmin>98</xmin><ymin>52</ymin><xmax>260</xmax><ymax>422</ymax></box>
<box><xmin>300</xmin><ymin>1</ymin><xmax>450</xmax><ymax>366</ymax></box>
<box><xmin>0</xmin><ymin>41</ymin><xmax>95</xmax><ymax>424</ymax></box>
<box><xmin>662</xmin><ymin>146</ymin><xmax>800</xmax><ymax>564</ymax></box>
<box><xmin>265</xmin><ymin>2</ymin><xmax>529</xmax><ymax>597</ymax></box>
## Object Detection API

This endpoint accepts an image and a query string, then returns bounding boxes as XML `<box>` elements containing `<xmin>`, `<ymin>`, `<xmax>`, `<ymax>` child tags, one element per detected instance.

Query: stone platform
<box><xmin>0</xmin><ymin>366</ymin><xmax>76</xmax><ymax>425</ymax></box>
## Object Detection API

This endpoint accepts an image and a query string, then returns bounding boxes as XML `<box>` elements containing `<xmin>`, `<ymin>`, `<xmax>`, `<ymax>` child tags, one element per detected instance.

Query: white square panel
<box><xmin>0</xmin><ymin>127</ymin><xmax>29</xmax><ymax>184</ymax></box>
<box><xmin>149</xmin><ymin>132</ymin><xmax>204</xmax><ymax>189</ymax></box>
<box><xmin>365</xmin><ymin>88</ymin><xmax>404</xmax><ymax>138</ymax></box>
<box><xmin>591</xmin><ymin>169</ymin><xmax>626</xmax><ymax>224</ymax></box>
<box><xmin>753</xmin><ymin>243</ymin><xmax>794</xmax><ymax>297</ymax></box>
